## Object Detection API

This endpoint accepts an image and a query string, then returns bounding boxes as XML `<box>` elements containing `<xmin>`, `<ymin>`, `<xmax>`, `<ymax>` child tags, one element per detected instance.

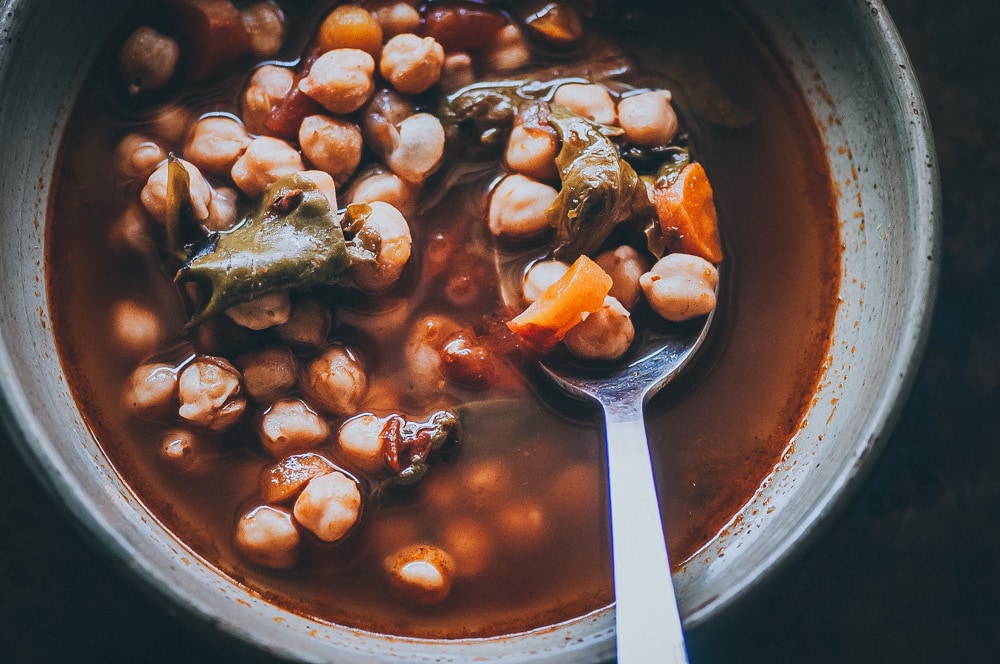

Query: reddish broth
<box><xmin>46</xmin><ymin>0</ymin><xmax>839</xmax><ymax>638</ymax></box>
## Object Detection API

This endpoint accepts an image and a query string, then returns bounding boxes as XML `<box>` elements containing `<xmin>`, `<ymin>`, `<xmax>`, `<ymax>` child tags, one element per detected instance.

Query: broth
<box><xmin>46</xmin><ymin>0</ymin><xmax>839</xmax><ymax>638</ymax></box>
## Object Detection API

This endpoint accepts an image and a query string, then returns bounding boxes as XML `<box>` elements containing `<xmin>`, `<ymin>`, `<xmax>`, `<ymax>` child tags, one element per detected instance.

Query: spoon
<box><xmin>541</xmin><ymin>307</ymin><xmax>716</xmax><ymax>664</ymax></box>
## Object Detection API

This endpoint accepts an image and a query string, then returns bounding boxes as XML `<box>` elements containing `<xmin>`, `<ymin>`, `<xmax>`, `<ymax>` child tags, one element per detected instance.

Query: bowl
<box><xmin>0</xmin><ymin>0</ymin><xmax>939</xmax><ymax>661</ymax></box>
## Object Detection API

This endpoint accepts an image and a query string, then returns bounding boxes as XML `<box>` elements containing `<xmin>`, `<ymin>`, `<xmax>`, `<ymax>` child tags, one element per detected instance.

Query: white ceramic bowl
<box><xmin>0</xmin><ymin>1</ymin><xmax>938</xmax><ymax>661</ymax></box>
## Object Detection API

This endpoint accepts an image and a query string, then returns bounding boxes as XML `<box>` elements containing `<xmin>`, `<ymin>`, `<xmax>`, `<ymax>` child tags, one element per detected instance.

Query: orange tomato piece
<box><xmin>507</xmin><ymin>255</ymin><xmax>613</xmax><ymax>351</ymax></box>
<box><xmin>654</xmin><ymin>161</ymin><xmax>724</xmax><ymax>264</ymax></box>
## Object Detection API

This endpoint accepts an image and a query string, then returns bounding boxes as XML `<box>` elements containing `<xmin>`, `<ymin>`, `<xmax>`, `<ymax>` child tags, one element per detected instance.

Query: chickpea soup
<box><xmin>46</xmin><ymin>0</ymin><xmax>840</xmax><ymax>639</ymax></box>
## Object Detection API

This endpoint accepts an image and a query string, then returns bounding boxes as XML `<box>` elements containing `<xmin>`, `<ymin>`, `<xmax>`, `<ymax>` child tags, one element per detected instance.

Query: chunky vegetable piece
<box><xmin>654</xmin><ymin>161</ymin><xmax>724</xmax><ymax>264</ymax></box>
<box><xmin>507</xmin><ymin>255</ymin><xmax>614</xmax><ymax>350</ymax></box>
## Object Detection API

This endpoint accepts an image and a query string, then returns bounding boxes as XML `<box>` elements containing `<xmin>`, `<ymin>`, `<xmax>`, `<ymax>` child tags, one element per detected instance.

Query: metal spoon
<box><xmin>541</xmin><ymin>308</ymin><xmax>716</xmax><ymax>664</ymax></box>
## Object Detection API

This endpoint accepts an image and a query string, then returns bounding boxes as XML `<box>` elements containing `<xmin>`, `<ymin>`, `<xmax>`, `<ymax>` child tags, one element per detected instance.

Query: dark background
<box><xmin>2</xmin><ymin>0</ymin><xmax>997</xmax><ymax>661</ymax></box>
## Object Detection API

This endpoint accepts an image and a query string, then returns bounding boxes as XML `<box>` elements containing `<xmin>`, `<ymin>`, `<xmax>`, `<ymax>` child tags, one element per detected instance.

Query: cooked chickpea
<box><xmin>203</xmin><ymin>186</ymin><xmax>241</xmax><ymax>232</ymax></box>
<box><xmin>522</xmin><ymin>259</ymin><xmax>570</xmax><ymax>303</ymax></box>
<box><xmin>225</xmin><ymin>291</ymin><xmax>292</xmax><ymax>330</ymax></box>
<box><xmin>484</xmin><ymin>24</ymin><xmax>531</xmax><ymax>72</ymax></box>
<box><xmin>403</xmin><ymin>315</ymin><xmax>459</xmax><ymax>396</ymax></box>
<box><xmin>230</xmin><ymin>136</ymin><xmax>305</xmax><ymax>197</ymax></box>
<box><xmin>119</xmin><ymin>26</ymin><xmax>179</xmax><ymax>95</ymax></box>
<box><xmin>149</xmin><ymin>103</ymin><xmax>195</xmax><ymax>145</ymax></box>
<box><xmin>111</xmin><ymin>299</ymin><xmax>166</xmax><ymax>358</ymax></box>
<box><xmin>107</xmin><ymin>203</ymin><xmax>157</xmax><ymax>255</ymax></box>
<box><xmin>595</xmin><ymin>245</ymin><xmax>650</xmax><ymax>310</ymax></box>
<box><xmin>259</xmin><ymin>398</ymin><xmax>331</xmax><ymax>457</ymax></box>
<box><xmin>177</xmin><ymin>356</ymin><xmax>247</xmax><ymax>432</ymax></box>
<box><xmin>114</xmin><ymin>133</ymin><xmax>167</xmax><ymax>183</ymax></box>
<box><xmin>302</xmin><ymin>345</ymin><xmax>368</xmax><ymax>415</ymax></box>
<box><xmin>441</xmin><ymin>519</ymin><xmax>493</xmax><ymax>578</ymax></box>
<box><xmin>124</xmin><ymin>362</ymin><xmax>178</xmax><ymax>421</ymax></box>
<box><xmin>360</xmin><ymin>87</ymin><xmax>417</xmax><ymax>160</ymax></box>
<box><xmin>617</xmin><ymin>89</ymin><xmax>678</xmax><ymax>147</ymax></box>
<box><xmin>549</xmin><ymin>463</ymin><xmax>603</xmax><ymax>521</ymax></box>
<box><xmin>236</xmin><ymin>505</ymin><xmax>301</xmax><ymax>569</ymax></box>
<box><xmin>488</xmin><ymin>174</ymin><xmax>559</xmax><ymax>238</ymax></box>
<box><xmin>495</xmin><ymin>499</ymin><xmax>546</xmax><ymax>551</ymax></box>
<box><xmin>552</xmin><ymin>83</ymin><xmax>617</xmax><ymax>125</ymax></box>
<box><xmin>386</xmin><ymin>113</ymin><xmax>445</xmax><ymax>184</ymax></box>
<box><xmin>141</xmin><ymin>158</ymin><xmax>214</xmax><ymax>224</ymax></box>
<box><xmin>316</xmin><ymin>4</ymin><xmax>383</xmax><ymax>56</ymax></box>
<box><xmin>237</xmin><ymin>346</ymin><xmax>299</xmax><ymax>403</ymax></box>
<box><xmin>384</xmin><ymin>544</ymin><xmax>456</xmax><ymax>605</ymax></box>
<box><xmin>276</xmin><ymin>293</ymin><xmax>332</xmax><ymax>349</ymax></box>
<box><xmin>439</xmin><ymin>52</ymin><xmax>475</xmax><ymax>93</ymax></box>
<box><xmin>347</xmin><ymin>166</ymin><xmax>419</xmax><ymax>216</ymax></box>
<box><xmin>293</xmin><ymin>471</ymin><xmax>362</xmax><ymax>542</ymax></box>
<box><xmin>183</xmin><ymin>115</ymin><xmax>252</xmax><ymax>178</ymax></box>
<box><xmin>338</xmin><ymin>413</ymin><xmax>386</xmax><ymax>473</ymax></box>
<box><xmin>240</xmin><ymin>1</ymin><xmax>287</xmax><ymax>59</ymax></box>
<box><xmin>299</xmin><ymin>114</ymin><xmax>363</xmax><ymax>185</ymax></box>
<box><xmin>505</xmin><ymin>103</ymin><xmax>559</xmax><ymax>182</ymax></box>
<box><xmin>160</xmin><ymin>428</ymin><xmax>210</xmax><ymax>474</ymax></box>
<box><xmin>348</xmin><ymin>201</ymin><xmax>413</xmax><ymax>293</ymax></box>
<box><xmin>640</xmin><ymin>253</ymin><xmax>720</xmax><ymax>322</ymax></box>
<box><xmin>241</xmin><ymin>64</ymin><xmax>295</xmax><ymax>135</ymax></box>
<box><xmin>461</xmin><ymin>459</ymin><xmax>512</xmax><ymax>507</ymax></box>
<box><xmin>563</xmin><ymin>295</ymin><xmax>635</xmax><ymax>361</ymax></box>
<box><xmin>380</xmin><ymin>34</ymin><xmax>445</xmax><ymax>95</ymax></box>
<box><xmin>261</xmin><ymin>452</ymin><xmax>338</xmax><ymax>504</ymax></box>
<box><xmin>299</xmin><ymin>48</ymin><xmax>376</xmax><ymax>115</ymax></box>
<box><xmin>371</xmin><ymin>1</ymin><xmax>421</xmax><ymax>39</ymax></box>
<box><xmin>298</xmin><ymin>169</ymin><xmax>339</xmax><ymax>208</ymax></box>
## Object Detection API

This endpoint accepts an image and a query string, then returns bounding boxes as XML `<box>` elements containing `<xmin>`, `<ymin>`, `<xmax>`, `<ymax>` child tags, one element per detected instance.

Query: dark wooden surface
<box><xmin>2</xmin><ymin>0</ymin><xmax>998</xmax><ymax>661</ymax></box>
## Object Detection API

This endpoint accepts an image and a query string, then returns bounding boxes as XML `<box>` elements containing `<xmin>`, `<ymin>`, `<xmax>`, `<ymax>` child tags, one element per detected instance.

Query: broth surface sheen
<box><xmin>46</xmin><ymin>0</ymin><xmax>840</xmax><ymax>638</ymax></box>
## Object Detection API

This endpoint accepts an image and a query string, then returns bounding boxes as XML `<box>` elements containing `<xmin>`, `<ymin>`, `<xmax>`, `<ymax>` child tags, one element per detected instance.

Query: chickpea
<box><xmin>441</xmin><ymin>519</ymin><xmax>493</xmax><ymax>578</ymax></box>
<box><xmin>338</xmin><ymin>413</ymin><xmax>386</xmax><ymax>473</ymax></box>
<box><xmin>505</xmin><ymin>103</ymin><xmax>559</xmax><ymax>182</ymax></box>
<box><xmin>177</xmin><ymin>356</ymin><xmax>247</xmax><ymax>432</ymax></box>
<box><xmin>149</xmin><ymin>103</ymin><xmax>195</xmax><ymax>145</ymax></box>
<box><xmin>347</xmin><ymin>165</ymin><xmax>419</xmax><ymax>217</ymax></box>
<box><xmin>293</xmin><ymin>470</ymin><xmax>362</xmax><ymax>542</ymax></box>
<box><xmin>107</xmin><ymin>203</ymin><xmax>157</xmax><ymax>256</ymax></box>
<box><xmin>386</xmin><ymin>113</ymin><xmax>445</xmax><ymax>184</ymax></box>
<box><xmin>360</xmin><ymin>87</ymin><xmax>417</xmax><ymax>160</ymax></box>
<box><xmin>111</xmin><ymin>299</ymin><xmax>166</xmax><ymax>359</ymax></box>
<box><xmin>552</xmin><ymin>83</ymin><xmax>617</xmax><ymax>126</ymax></box>
<box><xmin>183</xmin><ymin>115</ymin><xmax>252</xmax><ymax>178</ymax></box>
<box><xmin>348</xmin><ymin>201</ymin><xmax>413</xmax><ymax>293</ymax></box>
<box><xmin>258</xmin><ymin>398</ymin><xmax>331</xmax><ymax>458</ymax></box>
<box><xmin>237</xmin><ymin>346</ymin><xmax>299</xmax><ymax>403</ymax></box>
<box><xmin>141</xmin><ymin>158</ymin><xmax>215</xmax><ymax>224</ymax></box>
<box><xmin>439</xmin><ymin>52</ymin><xmax>475</xmax><ymax>94</ymax></box>
<box><xmin>203</xmin><ymin>186</ymin><xmax>241</xmax><ymax>232</ymax></box>
<box><xmin>640</xmin><ymin>253</ymin><xmax>720</xmax><ymax>322</ymax></box>
<box><xmin>236</xmin><ymin>505</ymin><xmax>301</xmax><ymax>569</ymax></box>
<box><xmin>384</xmin><ymin>544</ymin><xmax>456</xmax><ymax>605</ymax></box>
<box><xmin>488</xmin><ymin>174</ymin><xmax>559</xmax><ymax>239</ymax></box>
<box><xmin>302</xmin><ymin>345</ymin><xmax>368</xmax><ymax>416</ymax></box>
<box><xmin>549</xmin><ymin>463</ymin><xmax>603</xmax><ymax>522</ymax></box>
<box><xmin>563</xmin><ymin>295</ymin><xmax>635</xmax><ymax>361</ymax></box>
<box><xmin>240</xmin><ymin>1</ymin><xmax>287</xmax><ymax>59</ymax></box>
<box><xmin>114</xmin><ymin>133</ymin><xmax>167</xmax><ymax>183</ymax></box>
<box><xmin>225</xmin><ymin>291</ymin><xmax>292</xmax><ymax>330</ymax></box>
<box><xmin>299</xmin><ymin>169</ymin><xmax>339</xmax><ymax>209</ymax></box>
<box><xmin>298</xmin><ymin>115</ymin><xmax>363</xmax><ymax>185</ymax></box>
<box><xmin>522</xmin><ymin>259</ymin><xmax>569</xmax><ymax>303</ymax></box>
<box><xmin>299</xmin><ymin>48</ymin><xmax>376</xmax><ymax>115</ymax></box>
<box><xmin>230</xmin><ymin>136</ymin><xmax>305</xmax><ymax>198</ymax></box>
<box><xmin>380</xmin><ymin>34</ymin><xmax>445</xmax><ymax>95</ymax></box>
<box><xmin>160</xmin><ymin>428</ymin><xmax>211</xmax><ymax>474</ymax></box>
<box><xmin>260</xmin><ymin>452</ymin><xmax>338</xmax><ymax>504</ymax></box>
<box><xmin>461</xmin><ymin>459</ymin><xmax>512</xmax><ymax>508</ymax></box>
<box><xmin>484</xmin><ymin>24</ymin><xmax>531</xmax><ymax>72</ymax></box>
<box><xmin>617</xmin><ymin>90</ymin><xmax>678</xmax><ymax>147</ymax></box>
<box><xmin>495</xmin><ymin>499</ymin><xmax>546</xmax><ymax>552</ymax></box>
<box><xmin>124</xmin><ymin>362</ymin><xmax>178</xmax><ymax>421</ymax></box>
<box><xmin>370</xmin><ymin>1</ymin><xmax>421</xmax><ymax>39</ymax></box>
<box><xmin>276</xmin><ymin>293</ymin><xmax>332</xmax><ymax>349</ymax></box>
<box><xmin>242</xmin><ymin>65</ymin><xmax>295</xmax><ymax>135</ymax></box>
<box><xmin>595</xmin><ymin>245</ymin><xmax>650</xmax><ymax>310</ymax></box>
<box><xmin>316</xmin><ymin>4</ymin><xmax>383</xmax><ymax>56</ymax></box>
<box><xmin>119</xmin><ymin>26</ymin><xmax>179</xmax><ymax>95</ymax></box>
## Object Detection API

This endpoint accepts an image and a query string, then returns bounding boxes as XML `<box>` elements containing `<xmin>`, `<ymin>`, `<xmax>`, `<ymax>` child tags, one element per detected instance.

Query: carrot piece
<box><xmin>507</xmin><ymin>255</ymin><xmax>613</xmax><ymax>351</ymax></box>
<box><xmin>653</xmin><ymin>161</ymin><xmax>724</xmax><ymax>264</ymax></box>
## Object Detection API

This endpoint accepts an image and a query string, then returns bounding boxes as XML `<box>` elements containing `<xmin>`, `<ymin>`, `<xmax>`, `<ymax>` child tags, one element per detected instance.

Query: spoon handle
<box><xmin>604</xmin><ymin>406</ymin><xmax>689</xmax><ymax>664</ymax></box>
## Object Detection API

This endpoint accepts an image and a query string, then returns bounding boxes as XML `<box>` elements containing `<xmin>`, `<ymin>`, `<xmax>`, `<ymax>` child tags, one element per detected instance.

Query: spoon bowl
<box><xmin>542</xmin><ymin>304</ymin><xmax>717</xmax><ymax>663</ymax></box>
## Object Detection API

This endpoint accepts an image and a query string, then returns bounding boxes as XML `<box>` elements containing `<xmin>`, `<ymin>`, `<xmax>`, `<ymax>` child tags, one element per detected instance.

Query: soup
<box><xmin>46</xmin><ymin>0</ymin><xmax>839</xmax><ymax>639</ymax></box>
